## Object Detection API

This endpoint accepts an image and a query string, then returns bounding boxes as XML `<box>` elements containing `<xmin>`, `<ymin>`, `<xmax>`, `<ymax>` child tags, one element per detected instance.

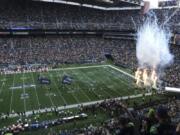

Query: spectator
<box><xmin>149</xmin><ymin>106</ymin><xmax>176</xmax><ymax>135</ymax></box>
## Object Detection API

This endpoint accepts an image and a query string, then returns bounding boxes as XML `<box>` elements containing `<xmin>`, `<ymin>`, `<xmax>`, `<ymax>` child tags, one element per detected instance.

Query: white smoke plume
<box><xmin>136</xmin><ymin>18</ymin><xmax>174</xmax><ymax>70</ymax></box>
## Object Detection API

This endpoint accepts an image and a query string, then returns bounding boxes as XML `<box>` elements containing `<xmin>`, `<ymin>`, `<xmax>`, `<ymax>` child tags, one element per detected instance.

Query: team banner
<box><xmin>62</xmin><ymin>75</ymin><xmax>73</xmax><ymax>85</ymax></box>
<box><xmin>38</xmin><ymin>75</ymin><xmax>51</xmax><ymax>85</ymax></box>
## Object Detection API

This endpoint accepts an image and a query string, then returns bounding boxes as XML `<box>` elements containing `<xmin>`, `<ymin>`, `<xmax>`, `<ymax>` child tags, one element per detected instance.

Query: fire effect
<box><xmin>135</xmin><ymin>68</ymin><xmax>158</xmax><ymax>88</ymax></box>
<box><xmin>135</xmin><ymin>17</ymin><xmax>173</xmax><ymax>90</ymax></box>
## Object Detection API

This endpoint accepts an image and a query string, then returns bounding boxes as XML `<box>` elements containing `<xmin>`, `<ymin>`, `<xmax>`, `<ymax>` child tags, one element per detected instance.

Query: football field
<box><xmin>0</xmin><ymin>64</ymin><xmax>142</xmax><ymax>114</ymax></box>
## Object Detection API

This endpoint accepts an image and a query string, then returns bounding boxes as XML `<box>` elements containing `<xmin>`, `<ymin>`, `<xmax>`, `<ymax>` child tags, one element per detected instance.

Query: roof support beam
<box><xmin>33</xmin><ymin>0</ymin><xmax>141</xmax><ymax>10</ymax></box>
<box><xmin>33</xmin><ymin>0</ymin><xmax>179</xmax><ymax>11</ymax></box>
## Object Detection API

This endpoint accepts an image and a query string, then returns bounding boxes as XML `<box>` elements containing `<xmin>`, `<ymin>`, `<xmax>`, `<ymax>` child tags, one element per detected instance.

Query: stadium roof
<box><xmin>33</xmin><ymin>0</ymin><xmax>142</xmax><ymax>10</ymax></box>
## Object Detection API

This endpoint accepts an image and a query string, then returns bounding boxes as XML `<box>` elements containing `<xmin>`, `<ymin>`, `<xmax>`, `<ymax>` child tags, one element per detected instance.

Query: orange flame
<box><xmin>135</xmin><ymin>68</ymin><xmax>158</xmax><ymax>88</ymax></box>
<box><xmin>135</xmin><ymin>68</ymin><xmax>142</xmax><ymax>86</ymax></box>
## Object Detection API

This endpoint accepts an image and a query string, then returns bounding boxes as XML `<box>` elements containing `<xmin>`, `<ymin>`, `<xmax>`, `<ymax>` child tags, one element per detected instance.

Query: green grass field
<box><xmin>0</xmin><ymin>64</ymin><xmax>141</xmax><ymax>114</ymax></box>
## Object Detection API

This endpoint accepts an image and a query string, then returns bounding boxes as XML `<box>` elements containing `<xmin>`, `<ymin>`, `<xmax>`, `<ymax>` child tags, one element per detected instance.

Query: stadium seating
<box><xmin>0</xmin><ymin>0</ymin><xmax>179</xmax><ymax>135</ymax></box>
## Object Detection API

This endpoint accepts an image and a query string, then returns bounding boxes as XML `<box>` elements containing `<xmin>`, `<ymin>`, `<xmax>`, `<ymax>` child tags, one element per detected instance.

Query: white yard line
<box><xmin>39</xmin><ymin>72</ymin><xmax>55</xmax><ymax>107</ymax></box>
<box><xmin>104</xmin><ymin>68</ymin><xmax>133</xmax><ymax>95</ymax></box>
<box><xmin>30</xmin><ymin>72</ymin><xmax>41</xmax><ymax>109</ymax></box>
<box><xmin>9</xmin><ymin>74</ymin><xmax>15</xmax><ymax>113</ymax></box>
<box><xmin>0</xmin><ymin>74</ymin><xmax>6</xmax><ymax>95</ymax></box>
<box><xmin>65</xmin><ymin>84</ymin><xmax>80</xmax><ymax>104</ymax></box>
<box><xmin>9</xmin><ymin>92</ymin><xmax>153</xmax><ymax>118</ymax></box>
<box><xmin>101</xmin><ymin>75</ymin><xmax>122</xmax><ymax>96</ymax></box>
<box><xmin>60</xmin><ymin>68</ymin><xmax>80</xmax><ymax>104</ymax></box>
<box><xmin>79</xmin><ymin>70</ymin><xmax>103</xmax><ymax>99</ymax></box>
<box><xmin>45</xmin><ymin>86</ymin><xmax>55</xmax><ymax>107</ymax></box>
<box><xmin>47</xmin><ymin>70</ymin><xmax>67</xmax><ymax>105</ymax></box>
<box><xmin>105</xmin><ymin>67</ymin><xmax>134</xmax><ymax>88</ymax></box>
<box><xmin>51</xmin><ymin>65</ymin><xmax>109</xmax><ymax>71</ymax></box>
<box><xmin>77</xmin><ymin>84</ymin><xmax>91</xmax><ymax>102</ymax></box>
<box><xmin>95</xmin><ymin>71</ymin><xmax>120</xmax><ymax>96</ymax></box>
<box><xmin>0</xmin><ymin>83</ymin><xmax>5</xmax><ymax>95</ymax></box>
<box><xmin>108</xmin><ymin>65</ymin><xmax>135</xmax><ymax>79</ymax></box>
<box><xmin>108</xmin><ymin>65</ymin><xmax>158</xmax><ymax>91</ymax></box>
<box><xmin>86</xmin><ymin>71</ymin><xmax>112</xmax><ymax>97</ymax></box>
<box><xmin>5</xmin><ymin>65</ymin><xmax>110</xmax><ymax>75</ymax></box>
<box><xmin>48</xmin><ymin>91</ymin><xmax>55</xmax><ymax>107</ymax></box>
<box><xmin>7</xmin><ymin>64</ymin><xmax>155</xmax><ymax>117</ymax></box>
<box><xmin>71</xmin><ymin>71</ymin><xmax>91</xmax><ymax>102</ymax></box>
<box><xmin>22</xmin><ymin>73</ymin><xmax>27</xmax><ymax>112</ymax></box>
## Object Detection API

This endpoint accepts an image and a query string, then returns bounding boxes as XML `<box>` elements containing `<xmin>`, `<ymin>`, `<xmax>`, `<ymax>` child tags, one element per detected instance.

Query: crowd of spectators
<box><xmin>0</xmin><ymin>0</ymin><xmax>179</xmax><ymax>30</ymax></box>
<box><xmin>0</xmin><ymin>0</ymin><xmax>140</xmax><ymax>30</ymax></box>
<box><xmin>159</xmin><ymin>0</ymin><xmax>178</xmax><ymax>7</ymax></box>
<box><xmin>56</xmin><ymin>96</ymin><xmax>180</xmax><ymax>135</ymax></box>
<box><xmin>0</xmin><ymin>36</ymin><xmax>179</xmax><ymax>87</ymax></box>
<box><xmin>1</xmin><ymin>95</ymin><xmax>179</xmax><ymax>135</ymax></box>
<box><xmin>0</xmin><ymin>37</ymin><xmax>107</xmax><ymax>65</ymax></box>
<box><xmin>154</xmin><ymin>8</ymin><xmax>180</xmax><ymax>32</ymax></box>
<box><xmin>163</xmin><ymin>45</ymin><xmax>180</xmax><ymax>87</ymax></box>
<box><xmin>0</xmin><ymin>1</ymin><xmax>179</xmax><ymax>135</ymax></box>
<box><xmin>0</xmin><ymin>0</ymin><xmax>179</xmax><ymax>31</ymax></box>
<box><xmin>0</xmin><ymin>112</ymin><xmax>88</xmax><ymax>135</ymax></box>
<box><xmin>0</xmin><ymin>65</ymin><xmax>50</xmax><ymax>75</ymax></box>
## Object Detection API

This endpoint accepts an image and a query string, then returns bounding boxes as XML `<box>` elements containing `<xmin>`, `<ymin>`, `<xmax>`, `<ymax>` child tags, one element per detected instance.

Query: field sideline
<box><xmin>0</xmin><ymin>64</ymin><xmax>144</xmax><ymax>115</ymax></box>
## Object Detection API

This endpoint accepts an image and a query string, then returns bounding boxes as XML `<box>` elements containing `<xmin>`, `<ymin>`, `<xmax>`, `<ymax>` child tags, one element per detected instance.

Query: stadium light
<box><xmin>107</xmin><ymin>6</ymin><xmax>141</xmax><ymax>10</ymax></box>
<box><xmin>165</xmin><ymin>87</ymin><xmax>180</xmax><ymax>93</ymax></box>
<box><xmin>66</xmin><ymin>1</ymin><xmax>81</xmax><ymax>6</ymax></box>
<box><xmin>102</xmin><ymin>0</ymin><xmax>114</xmax><ymax>3</ymax></box>
<box><xmin>93</xmin><ymin>5</ymin><xmax>106</xmax><ymax>10</ymax></box>
<box><xmin>82</xmin><ymin>4</ymin><xmax>93</xmax><ymax>8</ymax></box>
<box><xmin>143</xmin><ymin>0</ymin><xmax>159</xmax><ymax>9</ymax></box>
